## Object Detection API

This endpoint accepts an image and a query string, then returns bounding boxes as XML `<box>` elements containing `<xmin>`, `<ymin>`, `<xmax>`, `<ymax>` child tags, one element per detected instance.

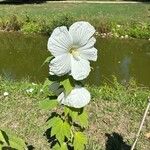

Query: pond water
<box><xmin>0</xmin><ymin>32</ymin><xmax>150</xmax><ymax>87</ymax></box>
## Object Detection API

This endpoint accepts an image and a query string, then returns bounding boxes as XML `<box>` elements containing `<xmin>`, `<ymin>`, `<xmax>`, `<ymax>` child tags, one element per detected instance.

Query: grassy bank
<box><xmin>0</xmin><ymin>3</ymin><xmax>150</xmax><ymax>39</ymax></box>
<box><xmin>0</xmin><ymin>76</ymin><xmax>150</xmax><ymax>149</ymax></box>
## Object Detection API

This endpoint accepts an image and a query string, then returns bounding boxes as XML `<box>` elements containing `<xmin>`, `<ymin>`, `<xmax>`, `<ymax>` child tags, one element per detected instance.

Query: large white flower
<box><xmin>48</xmin><ymin>21</ymin><xmax>97</xmax><ymax>80</ymax></box>
<box><xmin>57</xmin><ymin>86</ymin><xmax>91</xmax><ymax>108</ymax></box>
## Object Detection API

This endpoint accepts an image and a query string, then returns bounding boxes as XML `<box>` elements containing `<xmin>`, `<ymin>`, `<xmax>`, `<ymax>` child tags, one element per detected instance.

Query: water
<box><xmin>0</xmin><ymin>32</ymin><xmax>150</xmax><ymax>87</ymax></box>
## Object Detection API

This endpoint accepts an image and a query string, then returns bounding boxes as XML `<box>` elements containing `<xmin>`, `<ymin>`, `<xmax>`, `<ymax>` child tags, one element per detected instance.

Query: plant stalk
<box><xmin>131</xmin><ymin>97</ymin><xmax>150</xmax><ymax>150</ymax></box>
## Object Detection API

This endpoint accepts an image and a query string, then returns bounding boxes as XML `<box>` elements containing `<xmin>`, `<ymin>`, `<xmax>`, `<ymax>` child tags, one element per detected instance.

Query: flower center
<box><xmin>69</xmin><ymin>48</ymin><xmax>79</xmax><ymax>57</ymax></box>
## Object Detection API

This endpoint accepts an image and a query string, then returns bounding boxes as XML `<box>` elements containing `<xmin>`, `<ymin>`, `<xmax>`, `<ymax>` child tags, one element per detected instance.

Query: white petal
<box><xmin>49</xmin><ymin>54</ymin><xmax>71</xmax><ymax>76</ymax></box>
<box><xmin>78</xmin><ymin>37</ymin><xmax>96</xmax><ymax>50</ymax></box>
<box><xmin>57</xmin><ymin>92</ymin><xmax>65</xmax><ymax>103</ymax></box>
<box><xmin>69</xmin><ymin>21</ymin><xmax>95</xmax><ymax>47</ymax></box>
<box><xmin>70</xmin><ymin>56</ymin><xmax>91</xmax><ymax>80</ymax></box>
<box><xmin>47</xmin><ymin>26</ymin><xmax>72</xmax><ymax>56</ymax></box>
<box><xmin>62</xmin><ymin>86</ymin><xmax>91</xmax><ymax>108</ymax></box>
<box><xmin>79</xmin><ymin>47</ymin><xmax>98</xmax><ymax>61</ymax></box>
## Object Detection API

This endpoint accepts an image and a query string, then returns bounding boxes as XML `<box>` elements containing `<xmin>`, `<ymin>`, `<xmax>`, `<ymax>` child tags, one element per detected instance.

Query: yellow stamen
<box><xmin>69</xmin><ymin>48</ymin><xmax>79</xmax><ymax>57</ymax></box>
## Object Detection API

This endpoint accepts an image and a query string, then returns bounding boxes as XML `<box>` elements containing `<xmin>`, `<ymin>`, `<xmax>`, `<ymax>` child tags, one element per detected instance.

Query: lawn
<box><xmin>0</xmin><ymin>3</ymin><xmax>149</xmax><ymax>23</ymax></box>
<box><xmin>0</xmin><ymin>3</ymin><xmax>150</xmax><ymax>38</ymax></box>
<box><xmin>0</xmin><ymin>77</ymin><xmax>150</xmax><ymax>149</ymax></box>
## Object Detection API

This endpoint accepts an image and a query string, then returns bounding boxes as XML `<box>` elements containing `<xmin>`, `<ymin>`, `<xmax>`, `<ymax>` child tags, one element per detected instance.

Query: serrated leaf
<box><xmin>42</xmin><ymin>78</ymin><xmax>53</xmax><ymax>90</ymax></box>
<box><xmin>61</xmin><ymin>122</ymin><xmax>71</xmax><ymax>139</ymax></box>
<box><xmin>9</xmin><ymin>140</ymin><xmax>25</xmax><ymax>150</ymax></box>
<box><xmin>0</xmin><ymin>129</ymin><xmax>26</xmax><ymax>149</ymax></box>
<box><xmin>8</xmin><ymin>133</ymin><xmax>26</xmax><ymax>149</ymax></box>
<box><xmin>73</xmin><ymin>132</ymin><xmax>87</xmax><ymax>150</ymax></box>
<box><xmin>49</xmin><ymin>82</ymin><xmax>63</xmax><ymax>96</ymax></box>
<box><xmin>46</xmin><ymin>117</ymin><xmax>61</xmax><ymax>128</ymax></box>
<box><xmin>52</xmin><ymin>121</ymin><xmax>71</xmax><ymax>144</ymax></box>
<box><xmin>60</xmin><ymin>143</ymin><xmax>68</xmax><ymax>150</ymax></box>
<box><xmin>47</xmin><ymin>117</ymin><xmax>71</xmax><ymax>144</ymax></box>
<box><xmin>68</xmin><ymin>108</ymin><xmax>88</xmax><ymax>127</ymax></box>
<box><xmin>0</xmin><ymin>130</ymin><xmax>6</xmax><ymax>144</ymax></box>
<box><xmin>53</xmin><ymin>142</ymin><xmax>68</xmax><ymax>150</ymax></box>
<box><xmin>61</xmin><ymin>78</ymin><xmax>73</xmax><ymax>95</ymax></box>
<box><xmin>77</xmin><ymin>111</ymin><xmax>88</xmax><ymax>127</ymax></box>
<box><xmin>64</xmin><ymin>107</ymin><xmax>70</xmax><ymax>116</ymax></box>
<box><xmin>39</xmin><ymin>98</ymin><xmax>58</xmax><ymax>110</ymax></box>
<box><xmin>53</xmin><ymin>143</ymin><xmax>61</xmax><ymax>150</ymax></box>
<box><xmin>0</xmin><ymin>130</ymin><xmax>9</xmax><ymax>145</ymax></box>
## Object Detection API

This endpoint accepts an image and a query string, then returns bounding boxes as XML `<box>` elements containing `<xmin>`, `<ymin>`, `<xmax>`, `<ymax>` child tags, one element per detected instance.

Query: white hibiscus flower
<box><xmin>57</xmin><ymin>86</ymin><xmax>91</xmax><ymax>108</ymax></box>
<box><xmin>48</xmin><ymin>21</ymin><xmax>97</xmax><ymax>81</ymax></box>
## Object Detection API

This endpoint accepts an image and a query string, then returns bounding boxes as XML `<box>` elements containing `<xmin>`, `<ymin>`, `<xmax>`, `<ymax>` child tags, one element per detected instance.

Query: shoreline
<box><xmin>0</xmin><ymin>29</ymin><xmax>149</xmax><ymax>40</ymax></box>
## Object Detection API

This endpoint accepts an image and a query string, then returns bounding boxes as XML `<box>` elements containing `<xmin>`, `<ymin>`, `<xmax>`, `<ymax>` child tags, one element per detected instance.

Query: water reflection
<box><xmin>119</xmin><ymin>55</ymin><xmax>131</xmax><ymax>82</ymax></box>
<box><xmin>0</xmin><ymin>32</ymin><xmax>150</xmax><ymax>87</ymax></box>
<box><xmin>88</xmin><ymin>38</ymin><xmax>150</xmax><ymax>87</ymax></box>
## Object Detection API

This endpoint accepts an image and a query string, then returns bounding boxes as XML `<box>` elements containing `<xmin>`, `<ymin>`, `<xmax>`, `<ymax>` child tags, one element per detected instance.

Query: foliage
<box><xmin>0</xmin><ymin>15</ymin><xmax>22</xmax><ymax>31</ymax></box>
<box><xmin>0</xmin><ymin>129</ymin><xmax>27</xmax><ymax>149</ymax></box>
<box><xmin>40</xmin><ymin>75</ymin><xmax>89</xmax><ymax>149</ymax></box>
<box><xmin>111</xmin><ymin>22</ymin><xmax>150</xmax><ymax>39</ymax></box>
<box><xmin>39</xmin><ymin>46</ymin><xmax>91</xmax><ymax>149</ymax></box>
<box><xmin>88</xmin><ymin>77</ymin><xmax>150</xmax><ymax>109</ymax></box>
<box><xmin>0</xmin><ymin>3</ymin><xmax>149</xmax><ymax>39</ymax></box>
<box><xmin>0</xmin><ymin>76</ymin><xmax>150</xmax><ymax>149</ymax></box>
<box><xmin>21</xmin><ymin>13</ymin><xmax>75</xmax><ymax>35</ymax></box>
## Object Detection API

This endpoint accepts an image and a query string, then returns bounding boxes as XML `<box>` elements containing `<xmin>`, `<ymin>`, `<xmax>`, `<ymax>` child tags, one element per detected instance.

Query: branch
<box><xmin>131</xmin><ymin>97</ymin><xmax>150</xmax><ymax>150</ymax></box>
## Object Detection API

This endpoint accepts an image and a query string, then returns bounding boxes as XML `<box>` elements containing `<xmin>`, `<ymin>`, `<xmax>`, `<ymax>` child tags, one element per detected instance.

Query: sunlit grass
<box><xmin>0</xmin><ymin>3</ymin><xmax>149</xmax><ymax>38</ymax></box>
<box><xmin>0</xmin><ymin>3</ymin><xmax>149</xmax><ymax>23</ymax></box>
<box><xmin>0</xmin><ymin>76</ymin><xmax>150</xmax><ymax>149</ymax></box>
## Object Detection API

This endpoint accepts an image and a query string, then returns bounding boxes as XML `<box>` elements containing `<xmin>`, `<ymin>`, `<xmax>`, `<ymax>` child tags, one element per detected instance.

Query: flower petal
<box><xmin>69</xmin><ymin>21</ymin><xmax>95</xmax><ymax>47</ymax></box>
<box><xmin>79</xmin><ymin>47</ymin><xmax>98</xmax><ymax>61</ymax></box>
<box><xmin>47</xmin><ymin>26</ymin><xmax>72</xmax><ymax>56</ymax></box>
<box><xmin>78</xmin><ymin>37</ymin><xmax>96</xmax><ymax>50</ymax></box>
<box><xmin>70</xmin><ymin>56</ymin><xmax>91</xmax><ymax>80</ymax></box>
<box><xmin>62</xmin><ymin>86</ymin><xmax>91</xmax><ymax>108</ymax></box>
<box><xmin>57</xmin><ymin>92</ymin><xmax>65</xmax><ymax>103</ymax></box>
<box><xmin>49</xmin><ymin>54</ymin><xmax>71</xmax><ymax>76</ymax></box>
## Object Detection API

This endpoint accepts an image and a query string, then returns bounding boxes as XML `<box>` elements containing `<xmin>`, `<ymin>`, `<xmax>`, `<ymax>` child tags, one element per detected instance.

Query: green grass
<box><xmin>0</xmin><ymin>76</ymin><xmax>150</xmax><ymax>149</ymax></box>
<box><xmin>0</xmin><ymin>3</ymin><xmax>150</xmax><ymax>38</ymax></box>
<box><xmin>0</xmin><ymin>3</ymin><xmax>149</xmax><ymax>23</ymax></box>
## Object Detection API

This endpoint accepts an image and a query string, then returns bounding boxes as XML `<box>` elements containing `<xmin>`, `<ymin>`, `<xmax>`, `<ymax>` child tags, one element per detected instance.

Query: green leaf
<box><xmin>9</xmin><ymin>140</ymin><xmax>25</xmax><ymax>150</ymax></box>
<box><xmin>73</xmin><ymin>132</ymin><xmax>87</xmax><ymax>150</ymax></box>
<box><xmin>42</xmin><ymin>78</ymin><xmax>53</xmax><ymax>91</ymax></box>
<box><xmin>39</xmin><ymin>98</ymin><xmax>58</xmax><ymax>110</ymax></box>
<box><xmin>0</xmin><ymin>129</ymin><xmax>26</xmax><ymax>149</ymax></box>
<box><xmin>60</xmin><ymin>142</ymin><xmax>68</xmax><ymax>150</ymax></box>
<box><xmin>67</xmin><ymin>108</ymin><xmax>88</xmax><ymax>127</ymax></box>
<box><xmin>61</xmin><ymin>78</ymin><xmax>73</xmax><ymax>95</ymax></box>
<box><xmin>64</xmin><ymin>107</ymin><xmax>70</xmax><ymax>116</ymax></box>
<box><xmin>41</xmin><ymin>56</ymin><xmax>54</xmax><ymax>67</ymax></box>
<box><xmin>47</xmin><ymin>117</ymin><xmax>71</xmax><ymax>144</ymax></box>
<box><xmin>42</xmin><ymin>79</ymin><xmax>63</xmax><ymax>96</ymax></box>
<box><xmin>49</xmin><ymin>82</ymin><xmax>63</xmax><ymax>96</ymax></box>
<box><xmin>76</xmin><ymin>111</ymin><xmax>88</xmax><ymax>128</ymax></box>
<box><xmin>8</xmin><ymin>132</ymin><xmax>26</xmax><ymax>149</ymax></box>
<box><xmin>46</xmin><ymin>117</ymin><xmax>61</xmax><ymax>128</ymax></box>
<box><xmin>53</xmin><ymin>142</ymin><xmax>68</xmax><ymax>150</ymax></box>
<box><xmin>53</xmin><ymin>143</ymin><xmax>61</xmax><ymax>150</ymax></box>
<box><xmin>0</xmin><ymin>130</ymin><xmax>6</xmax><ymax>144</ymax></box>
